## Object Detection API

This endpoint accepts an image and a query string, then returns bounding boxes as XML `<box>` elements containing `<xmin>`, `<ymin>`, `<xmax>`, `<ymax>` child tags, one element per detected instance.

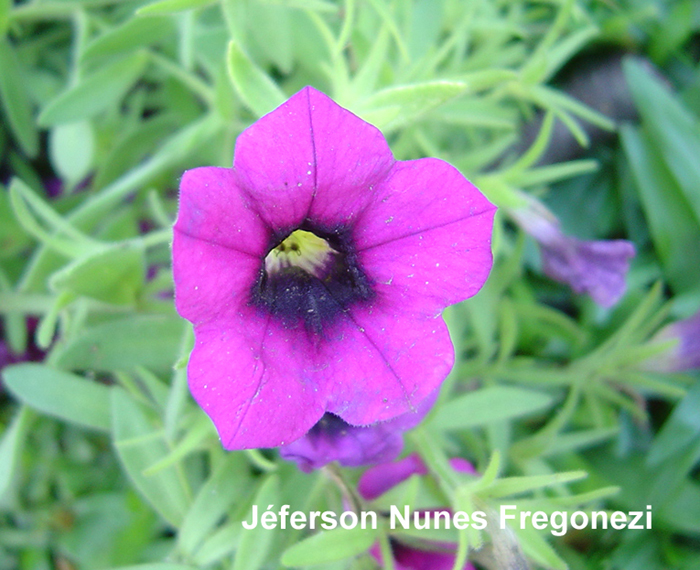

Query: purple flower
<box><xmin>279</xmin><ymin>390</ymin><xmax>438</xmax><ymax>472</ymax></box>
<box><xmin>359</xmin><ymin>453</ymin><xmax>476</xmax><ymax>570</ymax></box>
<box><xmin>173</xmin><ymin>87</ymin><xmax>495</xmax><ymax>450</ymax></box>
<box><xmin>510</xmin><ymin>194</ymin><xmax>635</xmax><ymax>307</ymax></box>
<box><xmin>644</xmin><ymin>309</ymin><xmax>700</xmax><ymax>372</ymax></box>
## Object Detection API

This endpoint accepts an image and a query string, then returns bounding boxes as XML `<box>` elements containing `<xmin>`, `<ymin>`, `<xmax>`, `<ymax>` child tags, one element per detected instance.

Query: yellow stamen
<box><xmin>265</xmin><ymin>230</ymin><xmax>337</xmax><ymax>276</ymax></box>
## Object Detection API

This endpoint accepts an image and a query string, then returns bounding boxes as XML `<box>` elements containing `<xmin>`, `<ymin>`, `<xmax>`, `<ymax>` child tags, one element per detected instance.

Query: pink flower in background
<box><xmin>359</xmin><ymin>453</ymin><xmax>477</xmax><ymax>570</ymax></box>
<box><xmin>173</xmin><ymin>86</ymin><xmax>495</xmax><ymax>450</ymax></box>
<box><xmin>510</xmin><ymin>194</ymin><xmax>635</xmax><ymax>307</ymax></box>
<box><xmin>280</xmin><ymin>390</ymin><xmax>438</xmax><ymax>472</ymax></box>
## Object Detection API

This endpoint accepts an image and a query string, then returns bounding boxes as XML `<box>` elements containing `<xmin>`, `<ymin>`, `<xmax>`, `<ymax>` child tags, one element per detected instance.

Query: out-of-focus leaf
<box><xmin>111</xmin><ymin>388</ymin><xmax>190</xmax><ymax>526</ymax></box>
<box><xmin>110</xmin><ymin>562</ymin><xmax>199</xmax><ymax>570</ymax></box>
<box><xmin>178</xmin><ymin>454</ymin><xmax>247</xmax><ymax>556</ymax></box>
<box><xmin>0</xmin><ymin>38</ymin><xmax>38</xmax><ymax>156</ymax></box>
<box><xmin>483</xmin><ymin>471</ymin><xmax>587</xmax><ymax>499</ymax></box>
<box><xmin>0</xmin><ymin>0</ymin><xmax>10</xmax><ymax>36</ymax></box>
<box><xmin>624</xmin><ymin>58</ymin><xmax>700</xmax><ymax>226</ymax></box>
<box><xmin>226</xmin><ymin>40</ymin><xmax>285</xmax><ymax>117</ymax></box>
<box><xmin>432</xmin><ymin>386</ymin><xmax>554</xmax><ymax>430</ymax></box>
<box><xmin>648</xmin><ymin>383</ymin><xmax>700</xmax><ymax>466</ymax></box>
<box><xmin>82</xmin><ymin>16</ymin><xmax>175</xmax><ymax>64</ymax></box>
<box><xmin>516</xmin><ymin>525</ymin><xmax>568</xmax><ymax>570</ymax></box>
<box><xmin>621</xmin><ymin>125</ymin><xmax>700</xmax><ymax>293</ymax></box>
<box><xmin>281</xmin><ymin>526</ymin><xmax>378</xmax><ymax>567</ymax></box>
<box><xmin>0</xmin><ymin>406</ymin><xmax>31</xmax><ymax>502</ymax></box>
<box><xmin>137</xmin><ymin>0</ymin><xmax>216</xmax><ymax>15</ymax></box>
<box><xmin>38</xmin><ymin>51</ymin><xmax>149</xmax><ymax>126</ymax></box>
<box><xmin>49</xmin><ymin>241</ymin><xmax>146</xmax><ymax>305</ymax></box>
<box><xmin>357</xmin><ymin>81</ymin><xmax>467</xmax><ymax>131</ymax></box>
<box><xmin>49</xmin><ymin>121</ymin><xmax>94</xmax><ymax>186</ymax></box>
<box><xmin>51</xmin><ymin>315</ymin><xmax>185</xmax><ymax>374</ymax></box>
<box><xmin>233</xmin><ymin>475</ymin><xmax>279</xmax><ymax>570</ymax></box>
<box><xmin>2</xmin><ymin>364</ymin><xmax>111</xmax><ymax>431</ymax></box>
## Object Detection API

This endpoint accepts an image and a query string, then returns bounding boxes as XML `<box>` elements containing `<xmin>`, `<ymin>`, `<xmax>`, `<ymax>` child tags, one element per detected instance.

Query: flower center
<box><xmin>252</xmin><ymin>225</ymin><xmax>374</xmax><ymax>333</ymax></box>
<box><xmin>264</xmin><ymin>230</ymin><xmax>338</xmax><ymax>279</ymax></box>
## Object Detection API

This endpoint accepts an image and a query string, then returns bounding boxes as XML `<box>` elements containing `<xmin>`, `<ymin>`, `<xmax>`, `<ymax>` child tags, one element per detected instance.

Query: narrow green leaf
<box><xmin>110</xmin><ymin>562</ymin><xmax>199</xmax><ymax>570</ymax></box>
<box><xmin>516</xmin><ymin>525</ymin><xmax>568</xmax><ymax>570</ymax></box>
<box><xmin>2</xmin><ymin>364</ymin><xmax>111</xmax><ymax>431</ymax></box>
<box><xmin>51</xmin><ymin>315</ymin><xmax>185</xmax><ymax>374</ymax></box>
<box><xmin>432</xmin><ymin>386</ymin><xmax>553</xmax><ymax>430</ymax></box>
<box><xmin>178</xmin><ymin>454</ymin><xmax>246</xmax><ymax>556</ymax></box>
<box><xmin>233</xmin><ymin>475</ymin><xmax>280</xmax><ymax>570</ymax></box>
<box><xmin>648</xmin><ymin>382</ymin><xmax>700</xmax><ymax>466</ymax></box>
<box><xmin>0</xmin><ymin>38</ymin><xmax>38</xmax><ymax>156</ymax></box>
<box><xmin>38</xmin><ymin>51</ymin><xmax>149</xmax><ymax>126</ymax></box>
<box><xmin>0</xmin><ymin>406</ymin><xmax>31</xmax><ymax>502</ymax></box>
<box><xmin>226</xmin><ymin>40</ymin><xmax>285</xmax><ymax>117</ymax></box>
<box><xmin>624</xmin><ymin>57</ymin><xmax>700</xmax><ymax>228</ymax></box>
<box><xmin>82</xmin><ymin>16</ymin><xmax>175</xmax><ymax>64</ymax></box>
<box><xmin>621</xmin><ymin>125</ymin><xmax>700</xmax><ymax>293</ymax></box>
<box><xmin>484</xmin><ymin>471</ymin><xmax>587</xmax><ymax>499</ymax></box>
<box><xmin>111</xmin><ymin>388</ymin><xmax>190</xmax><ymax>526</ymax></box>
<box><xmin>0</xmin><ymin>0</ymin><xmax>10</xmax><ymax>36</ymax></box>
<box><xmin>137</xmin><ymin>0</ymin><xmax>216</xmax><ymax>16</ymax></box>
<box><xmin>49</xmin><ymin>241</ymin><xmax>146</xmax><ymax>305</ymax></box>
<box><xmin>281</xmin><ymin>525</ymin><xmax>378</xmax><ymax>567</ymax></box>
<box><xmin>357</xmin><ymin>81</ymin><xmax>467</xmax><ymax>131</ymax></box>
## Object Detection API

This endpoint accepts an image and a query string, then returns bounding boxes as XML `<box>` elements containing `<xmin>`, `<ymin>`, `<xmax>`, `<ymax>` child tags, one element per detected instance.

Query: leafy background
<box><xmin>1</xmin><ymin>0</ymin><xmax>700</xmax><ymax>569</ymax></box>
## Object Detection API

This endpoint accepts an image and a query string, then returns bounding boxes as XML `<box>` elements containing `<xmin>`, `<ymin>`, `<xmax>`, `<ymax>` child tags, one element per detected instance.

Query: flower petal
<box><xmin>358</xmin><ymin>453</ymin><xmax>428</xmax><ymax>501</ymax></box>
<box><xmin>541</xmin><ymin>237</ymin><xmax>636</xmax><ymax>308</ymax></box>
<box><xmin>174</xmin><ymin>166</ymin><xmax>269</xmax><ymax>255</ymax></box>
<box><xmin>279</xmin><ymin>390</ymin><xmax>437</xmax><ymax>472</ymax></box>
<box><xmin>355</xmin><ymin>159</ymin><xmax>496</xmax><ymax>312</ymax></box>
<box><xmin>322</xmin><ymin>302</ymin><xmax>453</xmax><ymax>425</ymax></box>
<box><xmin>172</xmin><ymin>233</ymin><xmax>261</xmax><ymax>326</ymax></box>
<box><xmin>233</xmin><ymin>86</ymin><xmax>395</xmax><ymax>231</ymax></box>
<box><xmin>188</xmin><ymin>316</ymin><xmax>327</xmax><ymax>449</ymax></box>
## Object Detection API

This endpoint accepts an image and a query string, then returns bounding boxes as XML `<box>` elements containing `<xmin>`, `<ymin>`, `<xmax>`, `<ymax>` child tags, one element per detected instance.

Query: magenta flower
<box><xmin>279</xmin><ymin>390</ymin><xmax>438</xmax><ymax>472</ymax></box>
<box><xmin>173</xmin><ymin>86</ymin><xmax>495</xmax><ymax>449</ymax></box>
<box><xmin>509</xmin><ymin>194</ymin><xmax>635</xmax><ymax>307</ymax></box>
<box><xmin>644</xmin><ymin>309</ymin><xmax>700</xmax><ymax>372</ymax></box>
<box><xmin>359</xmin><ymin>453</ymin><xmax>476</xmax><ymax>570</ymax></box>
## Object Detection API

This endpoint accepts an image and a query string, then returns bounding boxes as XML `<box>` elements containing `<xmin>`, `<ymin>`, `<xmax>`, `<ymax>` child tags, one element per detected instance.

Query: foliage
<box><xmin>1</xmin><ymin>0</ymin><xmax>699</xmax><ymax>569</ymax></box>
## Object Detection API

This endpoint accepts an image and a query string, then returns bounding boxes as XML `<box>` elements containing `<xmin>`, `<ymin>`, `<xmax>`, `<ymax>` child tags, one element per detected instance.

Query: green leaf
<box><xmin>431</xmin><ymin>386</ymin><xmax>554</xmax><ymax>430</ymax></box>
<box><xmin>0</xmin><ymin>0</ymin><xmax>10</xmax><ymax>36</ymax></box>
<box><xmin>483</xmin><ymin>471</ymin><xmax>587</xmax><ymax>499</ymax></box>
<box><xmin>51</xmin><ymin>315</ymin><xmax>185</xmax><ymax>374</ymax></box>
<box><xmin>82</xmin><ymin>16</ymin><xmax>176</xmax><ymax>64</ymax></box>
<box><xmin>137</xmin><ymin>0</ymin><xmax>217</xmax><ymax>16</ymax></box>
<box><xmin>0</xmin><ymin>38</ymin><xmax>39</xmax><ymax>156</ymax></box>
<box><xmin>516</xmin><ymin>525</ymin><xmax>568</xmax><ymax>570</ymax></box>
<box><xmin>49</xmin><ymin>241</ymin><xmax>146</xmax><ymax>305</ymax></box>
<box><xmin>357</xmin><ymin>81</ymin><xmax>467</xmax><ymax>131</ymax></box>
<box><xmin>233</xmin><ymin>475</ymin><xmax>280</xmax><ymax>570</ymax></box>
<box><xmin>49</xmin><ymin>121</ymin><xmax>95</xmax><ymax>186</ymax></box>
<box><xmin>110</xmin><ymin>562</ymin><xmax>199</xmax><ymax>570</ymax></box>
<box><xmin>178</xmin><ymin>454</ymin><xmax>247</xmax><ymax>557</ymax></box>
<box><xmin>38</xmin><ymin>51</ymin><xmax>149</xmax><ymax>126</ymax></box>
<box><xmin>620</xmin><ymin>125</ymin><xmax>700</xmax><ymax>293</ymax></box>
<box><xmin>0</xmin><ymin>406</ymin><xmax>31</xmax><ymax>503</ymax></box>
<box><xmin>226</xmin><ymin>40</ymin><xmax>285</xmax><ymax>118</ymax></box>
<box><xmin>624</xmin><ymin>57</ymin><xmax>700</xmax><ymax>227</ymax></box>
<box><xmin>111</xmin><ymin>388</ymin><xmax>190</xmax><ymax>526</ymax></box>
<box><xmin>281</xmin><ymin>525</ymin><xmax>378</xmax><ymax>567</ymax></box>
<box><xmin>2</xmin><ymin>364</ymin><xmax>111</xmax><ymax>431</ymax></box>
<box><xmin>648</xmin><ymin>382</ymin><xmax>700</xmax><ymax>466</ymax></box>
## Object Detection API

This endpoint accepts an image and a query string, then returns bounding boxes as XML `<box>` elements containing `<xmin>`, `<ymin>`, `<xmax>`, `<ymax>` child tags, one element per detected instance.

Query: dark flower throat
<box><xmin>251</xmin><ymin>224</ymin><xmax>374</xmax><ymax>333</ymax></box>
